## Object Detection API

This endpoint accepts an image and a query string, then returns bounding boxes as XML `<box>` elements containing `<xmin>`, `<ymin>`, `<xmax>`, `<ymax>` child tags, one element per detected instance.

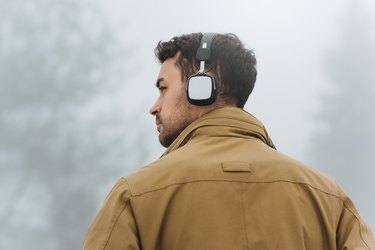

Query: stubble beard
<box><xmin>158</xmin><ymin>100</ymin><xmax>194</xmax><ymax>148</ymax></box>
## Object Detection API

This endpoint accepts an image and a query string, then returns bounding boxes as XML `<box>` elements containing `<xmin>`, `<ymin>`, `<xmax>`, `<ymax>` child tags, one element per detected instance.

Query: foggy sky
<box><xmin>0</xmin><ymin>1</ymin><xmax>374</xmax><ymax>249</ymax></box>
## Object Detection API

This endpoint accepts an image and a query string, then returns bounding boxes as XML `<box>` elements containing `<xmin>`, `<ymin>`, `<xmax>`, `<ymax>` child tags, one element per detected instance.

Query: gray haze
<box><xmin>0</xmin><ymin>0</ymin><xmax>374</xmax><ymax>249</ymax></box>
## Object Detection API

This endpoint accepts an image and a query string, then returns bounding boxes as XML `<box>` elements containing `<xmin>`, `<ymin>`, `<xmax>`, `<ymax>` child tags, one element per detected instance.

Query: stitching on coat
<box><xmin>341</xmin><ymin>200</ymin><xmax>372</xmax><ymax>249</ymax></box>
<box><xmin>130</xmin><ymin>178</ymin><xmax>343</xmax><ymax>199</ymax></box>
<box><xmin>102</xmin><ymin>199</ymin><xmax>128</xmax><ymax>249</ymax></box>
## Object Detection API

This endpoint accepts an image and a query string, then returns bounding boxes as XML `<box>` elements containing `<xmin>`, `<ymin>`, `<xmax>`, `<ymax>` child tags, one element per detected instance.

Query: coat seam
<box><xmin>130</xmin><ymin>179</ymin><xmax>343</xmax><ymax>200</ymax></box>
<box><xmin>341</xmin><ymin>201</ymin><xmax>371</xmax><ymax>249</ymax></box>
<box><xmin>101</xmin><ymin>201</ymin><xmax>128</xmax><ymax>250</ymax></box>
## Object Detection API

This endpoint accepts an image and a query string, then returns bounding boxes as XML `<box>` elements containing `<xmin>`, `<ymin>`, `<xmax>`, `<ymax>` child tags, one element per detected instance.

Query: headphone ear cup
<box><xmin>188</xmin><ymin>32</ymin><xmax>218</xmax><ymax>106</ymax></box>
<box><xmin>187</xmin><ymin>74</ymin><xmax>216</xmax><ymax>106</ymax></box>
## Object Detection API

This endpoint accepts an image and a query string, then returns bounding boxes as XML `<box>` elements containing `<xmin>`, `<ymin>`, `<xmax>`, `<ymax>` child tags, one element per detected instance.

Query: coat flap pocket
<box><xmin>221</xmin><ymin>162</ymin><xmax>252</xmax><ymax>172</ymax></box>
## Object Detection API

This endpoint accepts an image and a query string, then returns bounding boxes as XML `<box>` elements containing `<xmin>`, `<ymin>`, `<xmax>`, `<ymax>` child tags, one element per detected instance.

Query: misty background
<box><xmin>0</xmin><ymin>0</ymin><xmax>374</xmax><ymax>249</ymax></box>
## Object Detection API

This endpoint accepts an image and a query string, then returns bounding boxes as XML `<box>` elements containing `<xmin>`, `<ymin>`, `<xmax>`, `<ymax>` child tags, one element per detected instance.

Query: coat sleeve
<box><xmin>82</xmin><ymin>178</ymin><xmax>140</xmax><ymax>250</ymax></box>
<box><xmin>336</xmin><ymin>192</ymin><xmax>375</xmax><ymax>249</ymax></box>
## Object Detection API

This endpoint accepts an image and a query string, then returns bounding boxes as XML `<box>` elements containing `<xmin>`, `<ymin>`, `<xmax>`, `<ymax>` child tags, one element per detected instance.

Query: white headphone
<box><xmin>186</xmin><ymin>33</ymin><xmax>217</xmax><ymax>106</ymax></box>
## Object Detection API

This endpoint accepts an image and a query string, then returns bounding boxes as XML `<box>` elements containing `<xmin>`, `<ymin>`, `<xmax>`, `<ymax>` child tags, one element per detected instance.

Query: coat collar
<box><xmin>162</xmin><ymin>107</ymin><xmax>276</xmax><ymax>157</ymax></box>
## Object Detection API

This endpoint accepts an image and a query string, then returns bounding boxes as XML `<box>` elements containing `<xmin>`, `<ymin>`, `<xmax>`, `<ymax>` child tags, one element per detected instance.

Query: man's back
<box><xmin>83</xmin><ymin>108</ymin><xmax>374</xmax><ymax>249</ymax></box>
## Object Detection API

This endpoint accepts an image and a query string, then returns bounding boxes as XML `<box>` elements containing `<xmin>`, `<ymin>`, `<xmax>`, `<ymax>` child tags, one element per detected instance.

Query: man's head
<box><xmin>150</xmin><ymin>32</ymin><xmax>257</xmax><ymax>147</ymax></box>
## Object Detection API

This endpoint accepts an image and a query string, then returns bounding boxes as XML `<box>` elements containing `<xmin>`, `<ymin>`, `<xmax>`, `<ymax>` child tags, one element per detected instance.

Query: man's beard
<box><xmin>157</xmin><ymin>113</ymin><xmax>192</xmax><ymax>148</ymax></box>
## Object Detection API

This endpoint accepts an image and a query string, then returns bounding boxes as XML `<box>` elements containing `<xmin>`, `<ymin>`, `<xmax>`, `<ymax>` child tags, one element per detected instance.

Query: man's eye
<box><xmin>158</xmin><ymin>87</ymin><xmax>166</xmax><ymax>93</ymax></box>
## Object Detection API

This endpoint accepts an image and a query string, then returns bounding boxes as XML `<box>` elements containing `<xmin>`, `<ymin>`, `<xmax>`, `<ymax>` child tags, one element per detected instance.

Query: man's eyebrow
<box><xmin>155</xmin><ymin>77</ymin><xmax>164</xmax><ymax>88</ymax></box>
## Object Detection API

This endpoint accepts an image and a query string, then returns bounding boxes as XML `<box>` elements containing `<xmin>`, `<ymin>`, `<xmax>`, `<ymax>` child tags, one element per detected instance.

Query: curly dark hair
<box><xmin>154</xmin><ymin>32</ymin><xmax>257</xmax><ymax>108</ymax></box>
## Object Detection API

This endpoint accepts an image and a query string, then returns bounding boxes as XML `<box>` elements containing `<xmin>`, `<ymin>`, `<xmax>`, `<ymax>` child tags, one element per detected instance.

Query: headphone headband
<box><xmin>196</xmin><ymin>33</ymin><xmax>217</xmax><ymax>62</ymax></box>
<box><xmin>186</xmin><ymin>32</ymin><xmax>218</xmax><ymax>106</ymax></box>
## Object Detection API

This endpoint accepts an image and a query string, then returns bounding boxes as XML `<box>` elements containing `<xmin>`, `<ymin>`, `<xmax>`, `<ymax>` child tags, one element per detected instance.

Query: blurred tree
<box><xmin>0</xmin><ymin>0</ymin><xmax>153</xmax><ymax>249</ymax></box>
<box><xmin>309</xmin><ymin>0</ymin><xmax>375</xmax><ymax>230</ymax></box>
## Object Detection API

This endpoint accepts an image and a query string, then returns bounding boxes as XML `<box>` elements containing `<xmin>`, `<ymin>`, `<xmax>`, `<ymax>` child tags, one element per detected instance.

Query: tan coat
<box><xmin>83</xmin><ymin>107</ymin><xmax>375</xmax><ymax>249</ymax></box>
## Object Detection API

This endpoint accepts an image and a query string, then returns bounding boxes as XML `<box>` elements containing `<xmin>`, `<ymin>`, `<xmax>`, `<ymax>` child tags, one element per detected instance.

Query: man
<box><xmin>83</xmin><ymin>32</ymin><xmax>374</xmax><ymax>249</ymax></box>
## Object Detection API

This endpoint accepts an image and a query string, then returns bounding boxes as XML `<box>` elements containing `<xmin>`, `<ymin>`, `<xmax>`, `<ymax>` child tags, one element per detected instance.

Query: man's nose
<box><xmin>149</xmin><ymin>100</ymin><xmax>161</xmax><ymax>116</ymax></box>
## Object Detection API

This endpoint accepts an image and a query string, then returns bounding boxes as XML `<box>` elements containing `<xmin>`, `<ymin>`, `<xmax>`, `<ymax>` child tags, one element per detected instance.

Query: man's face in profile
<box><xmin>149</xmin><ymin>55</ymin><xmax>199</xmax><ymax>148</ymax></box>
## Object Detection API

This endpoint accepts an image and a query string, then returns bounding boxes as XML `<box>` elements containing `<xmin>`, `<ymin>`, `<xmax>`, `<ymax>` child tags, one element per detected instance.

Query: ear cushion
<box><xmin>187</xmin><ymin>73</ymin><xmax>216</xmax><ymax>106</ymax></box>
